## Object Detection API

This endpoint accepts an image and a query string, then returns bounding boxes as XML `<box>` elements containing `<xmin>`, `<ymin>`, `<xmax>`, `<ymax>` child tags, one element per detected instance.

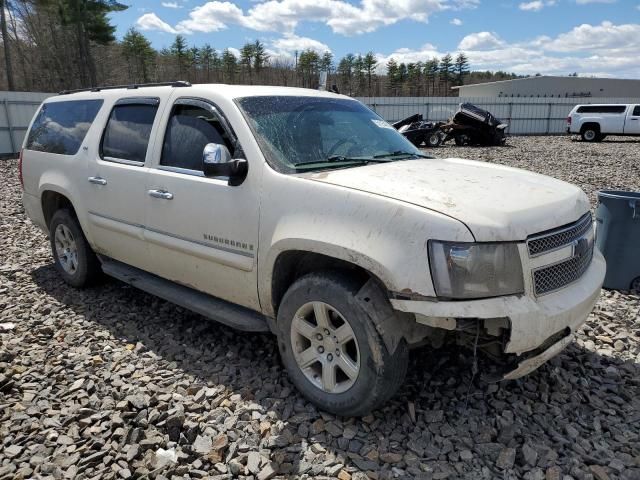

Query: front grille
<box><xmin>533</xmin><ymin>244</ymin><xmax>594</xmax><ymax>295</ymax></box>
<box><xmin>527</xmin><ymin>213</ymin><xmax>592</xmax><ymax>257</ymax></box>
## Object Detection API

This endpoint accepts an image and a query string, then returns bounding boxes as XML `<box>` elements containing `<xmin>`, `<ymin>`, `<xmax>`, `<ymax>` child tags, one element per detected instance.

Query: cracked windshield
<box><xmin>237</xmin><ymin>96</ymin><xmax>426</xmax><ymax>172</ymax></box>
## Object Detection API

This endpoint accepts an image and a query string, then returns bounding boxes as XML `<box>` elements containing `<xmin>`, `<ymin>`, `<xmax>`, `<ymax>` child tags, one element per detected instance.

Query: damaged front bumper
<box><xmin>391</xmin><ymin>249</ymin><xmax>606</xmax><ymax>380</ymax></box>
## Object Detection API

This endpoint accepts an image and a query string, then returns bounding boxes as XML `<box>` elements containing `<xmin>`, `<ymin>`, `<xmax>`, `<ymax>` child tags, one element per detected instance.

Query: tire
<box><xmin>581</xmin><ymin>127</ymin><xmax>599</xmax><ymax>142</ymax></box>
<box><xmin>454</xmin><ymin>134</ymin><xmax>469</xmax><ymax>146</ymax></box>
<box><xmin>425</xmin><ymin>132</ymin><xmax>442</xmax><ymax>148</ymax></box>
<box><xmin>49</xmin><ymin>209</ymin><xmax>101</xmax><ymax>288</ymax></box>
<box><xmin>276</xmin><ymin>272</ymin><xmax>409</xmax><ymax>416</ymax></box>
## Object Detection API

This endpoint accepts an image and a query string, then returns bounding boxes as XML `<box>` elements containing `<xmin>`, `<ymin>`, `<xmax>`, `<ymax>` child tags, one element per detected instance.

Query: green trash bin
<box><xmin>595</xmin><ymin>190</ymin><xmax>640</xmax><ymax>290</ymax></box>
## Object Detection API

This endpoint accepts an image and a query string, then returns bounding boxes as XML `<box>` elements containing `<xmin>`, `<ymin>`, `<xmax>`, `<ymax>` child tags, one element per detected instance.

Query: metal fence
<box><xmin>0</xmin><ymin>91</ymin><xmax>52</xmax><ymax>156</ymax></box>
<box><xmin>2</xmin><ymin>92</ymin><xmax>640</xmax><ymax>154</ymax></box>
<box><xmin>356</xmin><ymin>96</ymin><xmax>640</xmax><ymax>135</ymax></box>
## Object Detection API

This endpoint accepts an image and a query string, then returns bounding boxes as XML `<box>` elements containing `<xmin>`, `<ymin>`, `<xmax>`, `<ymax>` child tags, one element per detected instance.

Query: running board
<box><xmin>101</xmin><ymin>259</ymin><xmax>270</xmax><ymax>332</ymax></box>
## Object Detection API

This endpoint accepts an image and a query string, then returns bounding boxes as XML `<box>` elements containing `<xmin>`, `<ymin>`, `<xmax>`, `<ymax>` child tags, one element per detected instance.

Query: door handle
<box><xmin>631</xmin><ymin>118</ymin><xmax>638</xmax><ymax>121</ymax></box>
<box><xmin>88</xmin><ymin>176</ymin><xmax>107</xmax><ymax>185</ymax></box>
<box><xmin>148</xmin><ymin>189</ymin><xmax>173</xmax><ymax>200</ymax></box>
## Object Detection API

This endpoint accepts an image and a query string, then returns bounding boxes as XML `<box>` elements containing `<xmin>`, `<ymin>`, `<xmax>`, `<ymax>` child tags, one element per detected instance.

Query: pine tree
<box><xmin>252</xmin><ymin>40</ymin><xmax>268</xmax><ymax>71</ymax></box>
<box><xmin>386</xmin><ymin>58</ymin><xmax>399</xmax><ymax>95</ymax></box>
<box><xmin>454</xmin><ymin>53</ymin><xmax>469</xmax><ymax>86</ymax></box>
<box><xmin>424</xmin><ymin>58</ymin><xmax>439</xmax><ymax>95</ymax></box>
<box><xmin>221</xmin><ymin>48</ymin><xmax>237</xmax><ymax>83</ymax></box>
<box><xmin>199</xmin><ymin>44</ymin><xmax>216</xmax><ymax>82</ymax></box>
<box><xmin>240</xmin><ymin>42</ymin><xmax>254</xmax><ymax>83</ymax></box>
<box><xmin>362</xmin><ymin>51</ymin><xmax>377</xmax><ymax>96</ymax></box>
<box><xmin>337</xmin><ymin>54</ymin><xmax>355</xmax><ymax>95</ymax></box>
<box><xmin>320</xmin><ymin>51</ymin><xmax>333</xmax><ymax>72</ymax></box>
<box><xmin>170</xmin><ymin>35</ymin><xmax>188</xmax><ymax>78</ymax></box>
<box><xmin>439</xmin><ymin>54</ymin><xmax>453</xmax><ymax>95</ymax></box>
<box><xmin>0</xmin><ymin>0</ymin><xmax>15</xmax><ymax>90</ymax></box>
<box><xmin>57</xmin><ymin>0</ymin><xmax>127</xmax><ymax>86</ymax></box>
<box><xmin>121</xmin><ymin>28</ymin><xmax>155</xmax><ymax>83</ymax></box>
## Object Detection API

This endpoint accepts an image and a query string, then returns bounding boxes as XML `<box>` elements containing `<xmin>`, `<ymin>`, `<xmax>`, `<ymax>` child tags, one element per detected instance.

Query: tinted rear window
<box><xmin>26</xmin><ymin>100</ymin><xmax>103</xmax><ymax>155</ymax></box>
<box><xmin>576</xmin><ymin>105</ymin><xmax>626</xmax><ymax>114</ymax></box>
<box><xmin>101</xmin><ymin>103</ymin><xmax>158</xmax><ymax>163</ymax></box>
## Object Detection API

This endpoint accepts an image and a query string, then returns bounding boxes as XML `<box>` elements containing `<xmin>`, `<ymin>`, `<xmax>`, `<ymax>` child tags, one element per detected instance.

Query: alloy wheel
<box><xmin>54</xmin><ymin>224</ymin><xmax>78</xmax><ymax>274</ymax></box>
<box><xmin>290</xmin><ymin>301</ymin><xmax>360</xmax><ymax>394</ymax></box>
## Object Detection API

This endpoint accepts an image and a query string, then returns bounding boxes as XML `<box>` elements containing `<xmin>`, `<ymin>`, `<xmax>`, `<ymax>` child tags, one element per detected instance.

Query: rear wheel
<box><xmin>49</xmin><ymin>209</ymin><xmax>101</xmax><ymax>287</ymax></box>
<box><xmin>581</xmin><ymin>127</ymin><xmax>599</xmax><ymax>142</ymax></box>
<box><xmin>425</xmin><ymin>132</ymin><xmax>442</xmax><ymax>147</ymax></box>
<box><xmin>454</xmin><ymin>134</ymin><xmax>470</xmax><ymax>146</ymax></box>
<box><xmin>277</xmin><ymin>272</ymin><xmax>408</xmax><ymax>416</ymax></box>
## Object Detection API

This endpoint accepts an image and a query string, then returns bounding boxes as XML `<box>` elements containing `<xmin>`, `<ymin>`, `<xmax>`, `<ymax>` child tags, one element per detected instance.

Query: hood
<box><xmin>304</xmin><ymin>158</ymin><xmax>590</xmax><ymax>241</ymax></box>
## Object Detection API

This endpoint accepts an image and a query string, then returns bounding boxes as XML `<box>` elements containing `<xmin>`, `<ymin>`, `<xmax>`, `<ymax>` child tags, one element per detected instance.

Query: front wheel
<box><xmin>277</xmin><ymin>272</ymin><xmax>408</xmax><ymax>416</ymax></box>
<box><xmin>49</xmin><ymin>209</ymin><xmax>101</xmax><ymax>287</ymax></box>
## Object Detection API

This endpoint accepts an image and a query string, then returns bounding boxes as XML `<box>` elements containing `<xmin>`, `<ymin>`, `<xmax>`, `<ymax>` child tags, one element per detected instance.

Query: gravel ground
<box><xmin>1</xmin><ymin>136</ymin><xmax>639</xmax><ymax>480</ymax></box>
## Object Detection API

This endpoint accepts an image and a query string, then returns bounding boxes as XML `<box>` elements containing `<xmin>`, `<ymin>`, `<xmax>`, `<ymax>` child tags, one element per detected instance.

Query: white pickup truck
<box><xmin>567</xmin><ymin>103</ymin><xmax>640</xmax><ymax>141</ymax></box>
<box><xmin>20</xmin><ymin>82</ymin><xmax>605</xmax><ymax>415</ymax></box>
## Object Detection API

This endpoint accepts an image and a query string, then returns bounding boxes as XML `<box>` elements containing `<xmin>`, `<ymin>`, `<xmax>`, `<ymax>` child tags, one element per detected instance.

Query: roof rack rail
<box><xmin>58</xmin><ymin>80</ymin><xmax>191</xmax><ymax>95</ymax></box>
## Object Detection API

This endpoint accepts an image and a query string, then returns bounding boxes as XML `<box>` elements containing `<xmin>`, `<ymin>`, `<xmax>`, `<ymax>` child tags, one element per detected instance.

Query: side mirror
<box><xmin>202</xmin><ymin>143</ymin><xmax>248</xmax><ymax>186</ymax></box>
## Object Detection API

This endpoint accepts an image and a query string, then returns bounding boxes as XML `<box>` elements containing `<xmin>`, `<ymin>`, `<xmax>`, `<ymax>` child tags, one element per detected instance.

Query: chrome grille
<box><xmin>533</xmin><ymin>244</ymin><xmax>594</xmax><ymax>296</ymax></box>
<box><xmin>527</xmin><ymin>213</ymin><xmax>592</xmax><ymax>257</ymax></box>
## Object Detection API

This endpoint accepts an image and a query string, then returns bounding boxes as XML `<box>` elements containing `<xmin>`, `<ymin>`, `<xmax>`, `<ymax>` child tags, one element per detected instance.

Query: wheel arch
<box><xmin>580</xmin><ymin>122</ymin><xmax>600</xmax><ymax>134</ymax></box>
<box><xmin>269</xmin><ymin>248</ymin><xmax>388</xmax><ymax>318</ymax></box>
<box><xmin>41</xmin><ymin>189</ymin><xmax>78</xmax><ymax>230</ymax></box>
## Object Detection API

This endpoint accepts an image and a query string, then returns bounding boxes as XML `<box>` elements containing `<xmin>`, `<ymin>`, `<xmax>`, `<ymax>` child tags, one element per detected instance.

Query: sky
<box><xmin>110</xmin><ymin>0</ymin><xmax>640</xmax><ymax>77</ymax></box>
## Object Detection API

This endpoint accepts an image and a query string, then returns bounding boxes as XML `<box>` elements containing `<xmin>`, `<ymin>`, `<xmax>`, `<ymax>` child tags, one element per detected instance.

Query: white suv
<box><xmin>20</xmin><ymin>82</ymin><xmax>605</xmax><ymax>415</ymax></box>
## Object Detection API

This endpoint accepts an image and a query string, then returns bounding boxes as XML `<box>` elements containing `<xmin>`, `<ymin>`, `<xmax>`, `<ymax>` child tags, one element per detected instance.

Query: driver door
<box><xmin>144</xmin><ymin>97</ymin><xmax>261</xmax><ymax>310</ymax></box>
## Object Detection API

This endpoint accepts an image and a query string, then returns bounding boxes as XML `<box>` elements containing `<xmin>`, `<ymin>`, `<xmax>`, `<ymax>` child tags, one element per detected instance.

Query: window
<box><xmin>237</xmin><ymin>96</ymin><xmax>422</xmax><ymax>173</ymax></box>
<box><xmin>633</xmin><ymin>106</ymin><xmax>640</xmax><ymax>116</ymax></box>
<box><xmin>26</xmin><ymin>99</ymin><xmax>103</xmax><ymax>155</ymax></box>
<box><xmin>161</xmin><ymin>102</ymin><xmax>234</xmax><ymax>171</ymax></box>
<box><xmin>576</xmin><ymin>105</ymin><xmax>626</xmax><ymax>114</ymax></box>
<box><xmin>101</xmin><ymin>99</ymin><xmax>159</xmax><ymax>164</ymax></box>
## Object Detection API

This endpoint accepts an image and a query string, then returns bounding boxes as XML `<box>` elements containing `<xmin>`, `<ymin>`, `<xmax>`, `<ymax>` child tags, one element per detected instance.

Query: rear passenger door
<box><xmin>143</xmin><ymin>97</ymin><xmax>261</xmax><ymax>311</ymax></box>
<box><xmin>84</xmin><ymin>97</ymin><xmax>160</xmax><ymax>271</ymax></box>
<box><xmin>625</xmin><ymin>105</ymin><xmax>640</xmax><ymax>135</ymax></box>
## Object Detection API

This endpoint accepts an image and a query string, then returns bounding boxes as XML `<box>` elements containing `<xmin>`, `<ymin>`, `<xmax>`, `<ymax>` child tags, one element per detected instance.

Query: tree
<box><xmin>337</xmin><ymin>53</ymin><xmax>355</xmax><ymax>95</ymax></box>
<box><xmin>423</xmin><ymin>58</ymin><xmax>439</xmax><ymax>95</ymax></box>
<box><xmin>239</xmin><ymin>42</ymin><xmax>254</xmax><ymax>82</ymax></box>
<box><xmin>199</xmin><ymin>43</ymin><xmax>216</xmax><ymax>82</ymax></box>
<box><xmin>297</xmin><ymin>49</ymin><xmax>320</xmax><ymax>88</ymax></box>
<box><xmin>221</xmin><ymin>48</ymin><xmax>237</xmax><ymax>83</ymax></box>
<box><xmin>252</xmin><ymin>40</ymin><xmax>268</xmax><ymax>71</ymax></box>
<box><xmin>362</xmin><ymin>51</ymin><xmax>377</xmax><ymax>96</ymax></box>
<box><xmin>0</xmin><ymin>0</ymin><xmax>15</xmax><ymax>90</ymax></box>
<box><xmin>320</xmin><ymin>51</ymin><xmax>333</xmax><ymax>72</ymax></box>
<box><xmin>386</xmin><ymin>58</ymin><xmax>400</xmax><ymax>95</ymax></box>
<box><xmin>439</xmin><ymin>53</ymin><xmax>453</xmax><ymax>95</ymax></box>
<box><xmin>170</xmin><ymin>35</ymin><xmax>189</xmax><ymax>77</ymax></box>
<box><xmin>121</xmin><ymin>28</ymin><xmax>155</xmax><ymax>83</ymax></box>
<box><xmin>454</xmin><ymin>53</ymin><xmax>469</xmax><ymax>86</ymax></box>
<box><xmin>56</xmin><ymin>0</ymin><xmax>128</xmax><ymax>86</ymax></box>
<box><xmin>407</xmin><ymin>62</ymin><xmax>422</xmax><ymax>96</ymax></box>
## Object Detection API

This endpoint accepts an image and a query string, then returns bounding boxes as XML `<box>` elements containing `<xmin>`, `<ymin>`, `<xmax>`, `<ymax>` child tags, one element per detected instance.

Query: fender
<box><xmin>38</xmin><ymin>176</ymin><xmax>95</xmax><ymax>245</ymax></box>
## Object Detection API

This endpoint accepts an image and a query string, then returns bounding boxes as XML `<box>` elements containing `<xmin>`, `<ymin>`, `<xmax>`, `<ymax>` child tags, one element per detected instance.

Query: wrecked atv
<box><xmin>393</xmin><ymin>114</ymin><xmax>444</xmax><ymax>148</ymax></box>
<box><xmin>441</xmin><ymin>103</ymin><xmax>508</xmax><ymax>146</ymax></box>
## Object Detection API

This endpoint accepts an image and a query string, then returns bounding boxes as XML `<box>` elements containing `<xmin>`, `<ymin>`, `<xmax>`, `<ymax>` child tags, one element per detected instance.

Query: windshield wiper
<box><xmin>293</xmin><ymin>156</ymin><xmax>392</xmax><ymax>168</ymax></box>
<box><xmin>373</xmin><ymin>150</ymin><xmax>431</xmax><ymax>159</ymax></box>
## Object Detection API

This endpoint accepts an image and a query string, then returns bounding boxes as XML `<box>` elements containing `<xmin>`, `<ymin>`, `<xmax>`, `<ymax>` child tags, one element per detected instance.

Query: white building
<box><xmin>453</xmin><ymin>76</ymin><xmax>640</xmax><ymax>98</ymax></box>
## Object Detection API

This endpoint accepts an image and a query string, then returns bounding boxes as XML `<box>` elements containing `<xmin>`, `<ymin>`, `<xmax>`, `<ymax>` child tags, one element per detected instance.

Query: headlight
<box><xmin>428</xmin><ymin>241</ymin><xmax>524</xmax><ymax>299</ymax></box>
